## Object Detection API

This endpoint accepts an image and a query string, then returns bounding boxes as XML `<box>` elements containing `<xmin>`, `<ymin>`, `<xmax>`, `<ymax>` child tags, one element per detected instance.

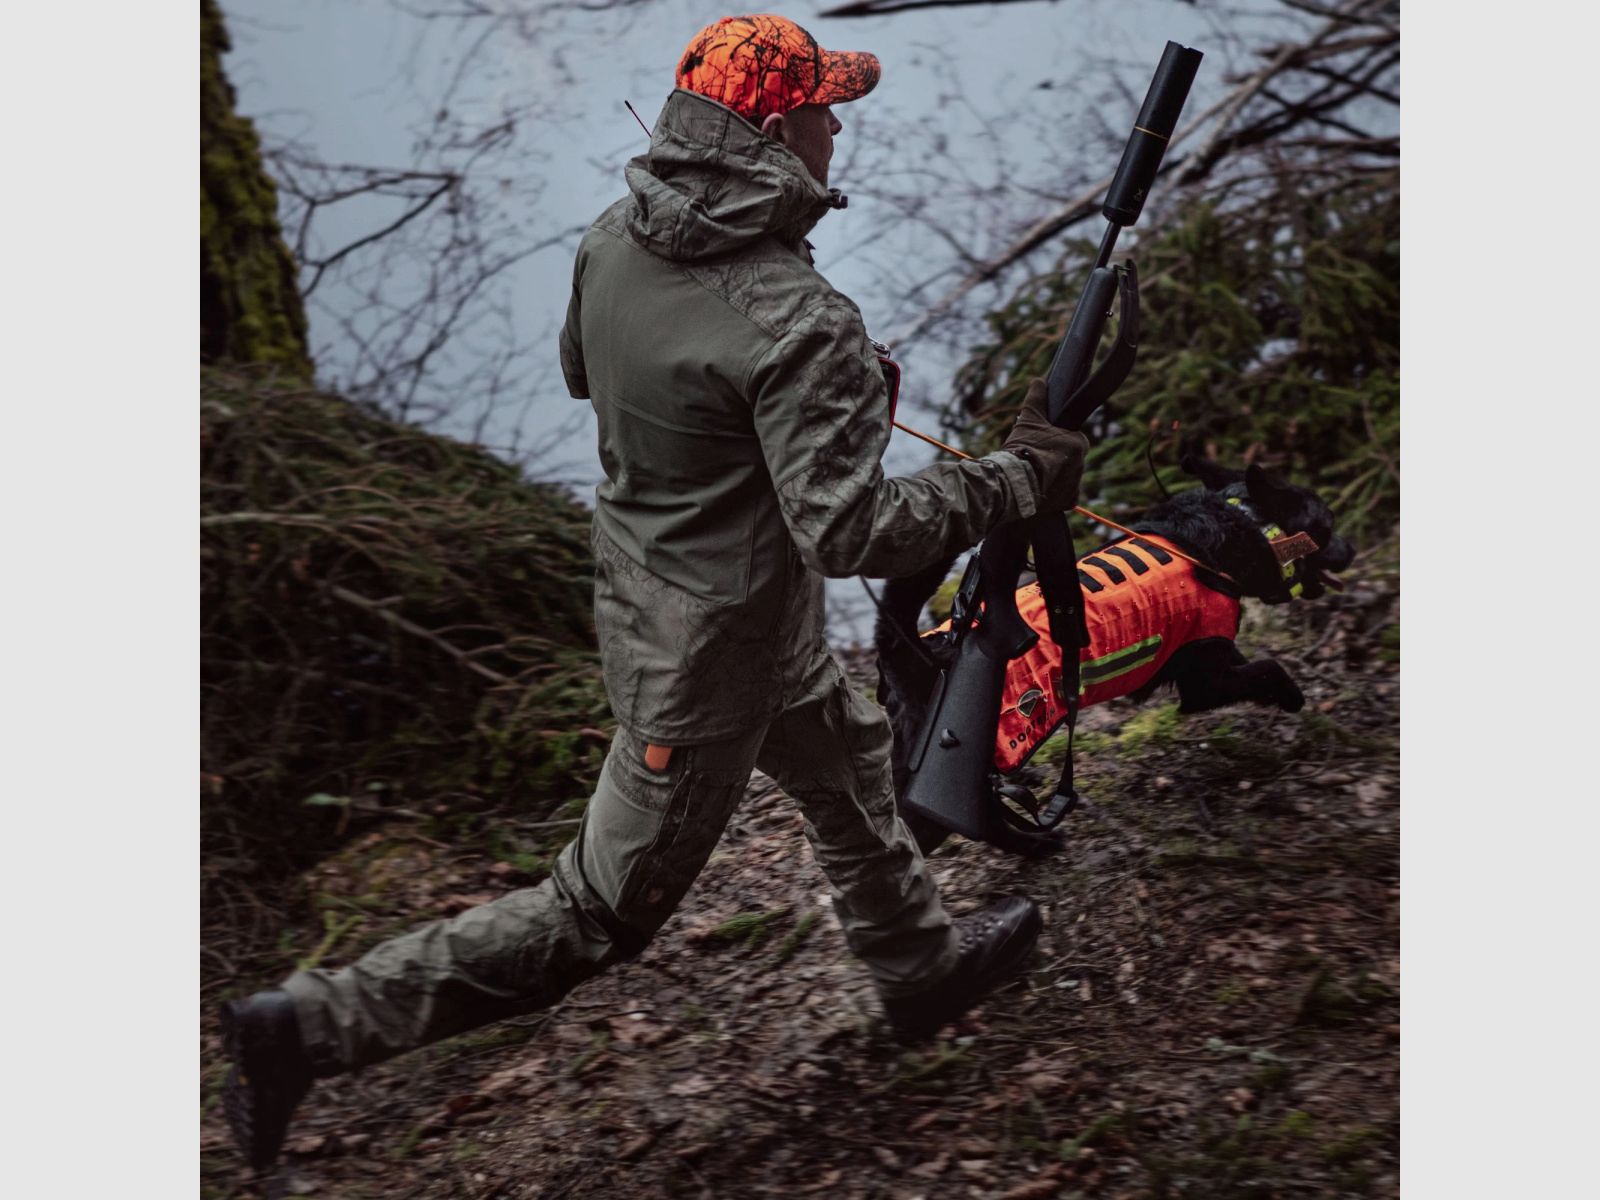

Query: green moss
<box><xmin>429</xmin><ymin>1022</ymin><xmax>537</xmax><ymax>1061</ymax></box>
<box><xmin>1213</xmin><ymin>981</ymin><xmax>1246</xmax><ymax>1006</ymax></box>
<box><xmin>680</xmin><ymin>1002</ymin><xmax>710</xmax><ymax>1028</ymax></box>
<box><xmin>893</xmin><ymin>1044</ymin><xmax>973</xmax><ymax>1090</ymax></box>
<box><xmin>1295</xmin><ymin>711</ymin><xmax>1396</xmax><ymax>756</ymax></box>
<box><xmin>709</xmin><ymin>908</ymin><xmax>790</xmax><ymax>949</ymax></box>
<box><xmin>1118</xmin><ymin>702</ymin><xmax>1184</xmax><ymax>752</ymax></box>
<box><xmin>485</xmin><ymin>828</ymin><xmax>562</xmax><ymax>879</ymax></box>
<box><xmin>200</xmin><ymin>0</ymin><xmax>312</xmax><ymax>377</ymax></box>
<box><xmin>566</xmin><ymin>1030</ymin><xmax>611</xmax><ymax>1076</ymax></box>
<box><xmin>1276</xmin><ymin>1110</ymin><xmax>1315</xmax><ymax>1139</ymax></box>
<box><xmin>1321</xmin><ymin>1125</ymin><xmax>1382</xmax><ymax>1166</ymax></box>
<box><xmin>1034</xmin><ymin>727</ymin><xmax>1114</xmax><ymax>763</ymax></box>
<box><xmin>1377</xmin><ymin>622</ymin><xmax>1400</xmax><ymax>664</ymax></box>
<box><xmin>769</xmin><ymin>911</ymin><xmax>819</xmax><ymax>964</ymax></box>
<box><xmin>1158</xmin><ymin>839</ymin><xmax>1252</xmax><ymax>871</ymax></box>
<box><xmin>390</xmin><ymin>1119</ymin><xmax>431</xmax><ymax>1160</ymax></box>
<box><xmin>199</xmin><ymin>1059</ymin><xmax>229</xmax><ymax>1117</ymax></box>
<box><xmin>1057</xmin><ymin>1113</ymin><xmax>1124</xmax><ymax>1161</ymax></box>
<box><xmin>296</xmin><ymin>910</ymin><xmax>364</xmax><ymax>970</ymax></box>
<box><xmin>1250</xmin><ymin>1061</ymin><xmax>1290</xmax><ymax>1094</ymax></box>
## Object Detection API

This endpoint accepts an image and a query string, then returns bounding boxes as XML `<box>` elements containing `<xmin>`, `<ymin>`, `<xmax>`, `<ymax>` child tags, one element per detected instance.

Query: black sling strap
<box><xmin>992</xmin><ymin>265</ymin><xmax>1141</xmax><ymax>837</ymax></box>
<box><xmin>1008</xmin><ymin>512</ymin><xmax>1088</xmax><ymax>833</ymax></box>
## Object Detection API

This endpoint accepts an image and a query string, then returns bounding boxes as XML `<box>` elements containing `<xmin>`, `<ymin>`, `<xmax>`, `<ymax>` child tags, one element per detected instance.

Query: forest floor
<box><xmin>200</xmin><ymin>550</ymin><xmax>1399</xmax><ymax>1200</ymax></box>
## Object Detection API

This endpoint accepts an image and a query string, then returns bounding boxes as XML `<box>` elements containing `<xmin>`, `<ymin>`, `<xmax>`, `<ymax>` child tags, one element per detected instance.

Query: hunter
<box><xmin>222</xmin><ymin>12</ymin><xmax>1089</xmax><ymax>1171</ymax></box>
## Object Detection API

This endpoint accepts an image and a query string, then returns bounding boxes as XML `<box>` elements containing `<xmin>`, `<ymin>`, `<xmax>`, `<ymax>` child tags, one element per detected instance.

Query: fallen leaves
<box><xmin>799</xmin><ymin>1168</ymin><xmax>844</xmax><ymax>1194</ymax></box>
<box><xmin>1023</xmin><ymin>1072</ymin><xmax>1071</xmax><ymax>1097</ymax></box>
<box><xmin>906</xmin><ymin>1110</ymin><xmax>944</xmax><ymax>1134</ymax></box>
<box><xmin>996</xmin><ymin>1175</ymin><xmax>1066</xmax><ymax>1200</ymax></box>
<box><xmin>201</xmin><ymin>621</ymin><xmax>1399</xmax><ymax>1200</ymax></box>
<box><xmin>667</xmin><ymin>1074</ymin><xmax>715</xmax><ymax>1098</ymax></box>
<box><xmin>477</xmin><ymin>1056</ymin><xmax>548</xmax><ymax>1099</ymax></box>
<box><xmin>615</xmin><ymin>1130</ymin><xmax>656</xmax><ymax>1161</ymax></box>
<box><xmin>606</xmin><ymin>1014</ymin><xmax>674</xmax><ymax>1049</ymax></box>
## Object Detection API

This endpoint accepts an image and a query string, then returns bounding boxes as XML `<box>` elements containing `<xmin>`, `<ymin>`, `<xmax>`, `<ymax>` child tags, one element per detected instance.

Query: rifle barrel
<box><xmin>897</xmin><ymin>40</ymin><xmax>1205</xmax><ymax>855</ymax></box>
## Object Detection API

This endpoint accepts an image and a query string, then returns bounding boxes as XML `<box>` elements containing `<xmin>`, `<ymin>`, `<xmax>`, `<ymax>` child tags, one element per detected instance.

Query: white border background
<box><xmin>4</xmin><ymin>2</ymin><xmax>1597</xmax><ymax>1195</ymax></box>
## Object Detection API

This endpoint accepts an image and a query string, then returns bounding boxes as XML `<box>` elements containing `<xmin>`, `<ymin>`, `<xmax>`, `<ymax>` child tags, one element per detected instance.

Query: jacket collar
<box><xmin>624</xmin><ymin>89</ymin><xmax>844</xmax><ymax>261</ymax></box>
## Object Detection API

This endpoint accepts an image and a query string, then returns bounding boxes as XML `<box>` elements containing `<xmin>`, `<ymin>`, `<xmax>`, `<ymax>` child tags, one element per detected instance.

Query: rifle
<box><xmin>899</xmin><ymin>41</ymin><xmax>1203</xmax><ymax>856</ymax></box>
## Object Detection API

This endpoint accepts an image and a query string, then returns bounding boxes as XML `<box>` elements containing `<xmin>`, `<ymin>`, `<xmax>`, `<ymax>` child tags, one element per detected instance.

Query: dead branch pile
<box><xmin>200</xmin><ymin>367</ymin><xmax>609</xmax><ymax>888</ymax></box>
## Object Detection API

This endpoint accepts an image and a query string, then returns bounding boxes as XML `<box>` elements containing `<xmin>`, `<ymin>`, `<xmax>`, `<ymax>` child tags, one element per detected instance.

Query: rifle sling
<box><xmin>929</xmin><ymin>267</ymin><xmax>1141</xmax><ymax>843</ymax></box>
<box><xmin>1021</xmin><ymin>263</ymin><xmax>1141</xmax><ymax>831</ymax></box>
<box><xmin>1010</xmin><ymin>512</ymin><xmax>1090</xmax><ymax>833</ymax></box>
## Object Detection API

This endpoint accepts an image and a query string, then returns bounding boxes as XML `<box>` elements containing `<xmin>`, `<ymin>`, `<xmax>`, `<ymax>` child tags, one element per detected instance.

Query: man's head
<box><xmin>676</xmin><ymin>14</ymin><xmax>879</xmax><ymax>187</ymax></box>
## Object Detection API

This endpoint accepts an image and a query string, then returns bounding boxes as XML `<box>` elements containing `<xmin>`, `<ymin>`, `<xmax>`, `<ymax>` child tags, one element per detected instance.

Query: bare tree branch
<box><xmin>887</xmin><ymin>0</ymin><xmax>1397</xmax><ymax>348</ymax></box>
<box><xmin>823</xmin><ymin>0</ymin><xmax>1089</xmax><ymax>16</ymax></box>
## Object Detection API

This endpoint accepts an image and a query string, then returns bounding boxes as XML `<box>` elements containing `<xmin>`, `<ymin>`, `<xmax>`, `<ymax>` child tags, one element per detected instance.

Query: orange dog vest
<box><xmin>927</xmin><ymin>534</ymin><xmax>1241</xmax><ymax>774</ymax></box>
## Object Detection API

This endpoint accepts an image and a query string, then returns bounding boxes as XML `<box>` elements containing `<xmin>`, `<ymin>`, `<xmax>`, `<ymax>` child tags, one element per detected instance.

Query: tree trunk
<box><xmin>199</xmin><ymin>0</ymin><xmax>313</xmax><ymax>378</ymax></box>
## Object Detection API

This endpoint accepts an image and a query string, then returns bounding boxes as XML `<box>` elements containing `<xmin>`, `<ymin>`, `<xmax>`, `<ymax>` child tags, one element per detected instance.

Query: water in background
<box><xmin>223</xmin><ymin>0</ymin><xmax>1288</xmax><ymax>645</ymax></box>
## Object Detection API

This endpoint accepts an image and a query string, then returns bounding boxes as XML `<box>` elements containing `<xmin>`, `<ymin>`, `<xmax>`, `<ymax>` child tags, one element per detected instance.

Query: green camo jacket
<box><xmin>559</xmin><ymin>89</ymin><xmax>1042</xmax><ymax>744</ymax></box>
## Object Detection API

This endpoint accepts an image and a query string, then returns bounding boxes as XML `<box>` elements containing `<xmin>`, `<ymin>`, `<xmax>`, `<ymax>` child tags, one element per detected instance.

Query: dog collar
<box><xmin>1225</xmin><ymin>496</ymin><xmax>1318</xmax><ymax>599</ymax></box>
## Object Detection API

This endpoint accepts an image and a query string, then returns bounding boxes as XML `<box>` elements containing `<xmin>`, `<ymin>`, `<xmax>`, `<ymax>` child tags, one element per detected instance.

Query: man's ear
<box><xmin>760</xmin><ymin>111</ymin><xmax>787</xmax><ymax>144</ymax></box>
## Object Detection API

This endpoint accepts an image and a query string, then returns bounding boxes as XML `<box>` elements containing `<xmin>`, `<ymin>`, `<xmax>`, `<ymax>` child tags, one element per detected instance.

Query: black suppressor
<box><xmin>1102</xmin><ymin>41</ymin><xmax>1203</xmax><ymax>228</ymax></box>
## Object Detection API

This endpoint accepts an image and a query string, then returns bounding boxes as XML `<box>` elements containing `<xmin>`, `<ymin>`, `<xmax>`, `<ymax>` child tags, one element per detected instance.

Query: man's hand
<box><xmin>1001</xmin><ymin>378</ymin><xmax>1090</xmax><ymax>512</ymax></box>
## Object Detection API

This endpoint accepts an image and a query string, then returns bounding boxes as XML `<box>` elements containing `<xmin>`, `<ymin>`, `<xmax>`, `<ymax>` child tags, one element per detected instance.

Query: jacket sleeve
<box><xmin>558</xmin><ymin>255</ymin><xmax>589</xmax><ymax>400</ymax></box>
<box><xmin>747</xmin><ymin>299</ymin><xmax>1041</xmax><ymax>580</ymax></box>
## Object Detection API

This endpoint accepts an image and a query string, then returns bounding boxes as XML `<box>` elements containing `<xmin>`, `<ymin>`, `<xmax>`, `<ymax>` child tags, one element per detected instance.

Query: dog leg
<box><xmin>1166</xmin><ymin>640</ymin><xmax>1304</xmax><ymax>714</ymax></box>
<box><xmin>1240</xmin><ymin>658</ymin><xmax>1305</xmax><ymax>713</ymax></box>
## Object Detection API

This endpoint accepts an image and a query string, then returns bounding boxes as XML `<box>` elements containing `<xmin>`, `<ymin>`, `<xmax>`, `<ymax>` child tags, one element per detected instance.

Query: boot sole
<box><xmin>218</xmin><ymin>997</ymin><xmax>309</xmax><ymax>1173</ymax></box>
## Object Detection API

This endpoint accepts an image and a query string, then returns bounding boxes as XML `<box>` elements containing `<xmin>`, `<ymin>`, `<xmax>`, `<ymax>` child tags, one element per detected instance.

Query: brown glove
<box><xmin>1000</xmin><ymin>378</ymin><xmax>1090</xmax><ymax>513</ymax></box>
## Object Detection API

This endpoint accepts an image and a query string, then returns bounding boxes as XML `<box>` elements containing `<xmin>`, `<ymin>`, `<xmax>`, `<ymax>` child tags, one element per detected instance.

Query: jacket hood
<box><xmin>625</xmin><ymin>89</ymin><xmax>843</xmax><ymax>262</ymax></box>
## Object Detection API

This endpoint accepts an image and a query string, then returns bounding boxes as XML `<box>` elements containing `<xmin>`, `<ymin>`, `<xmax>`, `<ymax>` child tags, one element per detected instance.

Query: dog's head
<box><xmin>1180</xmin><ymin>457</ymin><xmax>1355</xmax><ymax>601</ymax></box>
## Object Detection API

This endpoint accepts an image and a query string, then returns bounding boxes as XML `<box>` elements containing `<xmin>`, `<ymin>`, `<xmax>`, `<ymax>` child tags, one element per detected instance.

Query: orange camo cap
<box><xmin>676</xmin><ymin>14</ymin><xmax>881</xmax><ymax>124</ymax></box>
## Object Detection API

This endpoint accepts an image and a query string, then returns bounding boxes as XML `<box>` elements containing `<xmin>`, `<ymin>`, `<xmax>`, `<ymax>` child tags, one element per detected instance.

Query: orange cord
<box><xmin>890</xmin><ymin>417</ymin><xmax>1234</xmax><ymax>581</ymax></box>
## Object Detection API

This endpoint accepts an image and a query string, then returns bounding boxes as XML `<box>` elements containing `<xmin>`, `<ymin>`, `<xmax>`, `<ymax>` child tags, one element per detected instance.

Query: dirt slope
<box><xmin>201</xmin><ymin>554</ymin><xmax>1399</xmax><ymax>1200</ymax></box>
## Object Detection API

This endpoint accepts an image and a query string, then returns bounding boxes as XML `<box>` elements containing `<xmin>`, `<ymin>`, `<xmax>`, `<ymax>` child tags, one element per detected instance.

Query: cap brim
<box><xmin>811</xmin><ymin>49</ymin><xmax>881</xmax><ymax>106</ymax></box>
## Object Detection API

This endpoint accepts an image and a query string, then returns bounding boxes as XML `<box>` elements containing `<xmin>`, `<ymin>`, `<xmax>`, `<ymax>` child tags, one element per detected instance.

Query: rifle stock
<box><xmin>902</xmin><ymin>524</ymin><xmax>1035</xmax><ymax>844</ymax></box>
<box><xmin>899</xmin><ymin>41</ymin><xmax>1202</xmax><ymax>852</ymax></box>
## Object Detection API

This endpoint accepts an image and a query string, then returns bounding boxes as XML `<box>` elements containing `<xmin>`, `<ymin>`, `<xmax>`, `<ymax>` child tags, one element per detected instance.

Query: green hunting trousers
<box><xmin>284</xmin><ymin>648</ymin><xmax>958</xmax><ymax>1072</ymax></box>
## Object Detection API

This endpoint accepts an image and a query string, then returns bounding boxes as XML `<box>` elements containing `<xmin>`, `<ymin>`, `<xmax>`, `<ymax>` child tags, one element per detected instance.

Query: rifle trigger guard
<box><xmin>949</xmin><ymin>554</ymin><xmax>983</xmax><ymax>636</ymax></box>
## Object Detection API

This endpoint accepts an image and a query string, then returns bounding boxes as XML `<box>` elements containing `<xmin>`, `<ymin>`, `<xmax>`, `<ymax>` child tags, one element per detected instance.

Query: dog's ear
<box><xmin>1181</xmin><ymin>454</ymin><xmax>1244</xmax><ymax>491</ymax></box>
<box><xmin>1244</xmin><ymin>463</ymin><xmax>1296</xmax><ymax>512</ymax></box>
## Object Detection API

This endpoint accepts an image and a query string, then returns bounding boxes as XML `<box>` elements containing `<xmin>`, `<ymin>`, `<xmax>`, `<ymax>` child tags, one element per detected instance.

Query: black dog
<box><xmin>874</xmin><ymin>458</ymin><xmax>1355</xmax><ymax>854</ymax></box>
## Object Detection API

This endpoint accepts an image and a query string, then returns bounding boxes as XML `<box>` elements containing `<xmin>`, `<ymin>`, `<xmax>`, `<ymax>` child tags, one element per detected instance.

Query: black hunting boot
<box><xmin>882</xmin><ymin>895</ymin><xmax>1042</xmax><ymax>1041</ymax></box>
<box><xmin>220</xmin><ymin>989</ymin><xmax>316</xmax><ymax>1173</ymax></box>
